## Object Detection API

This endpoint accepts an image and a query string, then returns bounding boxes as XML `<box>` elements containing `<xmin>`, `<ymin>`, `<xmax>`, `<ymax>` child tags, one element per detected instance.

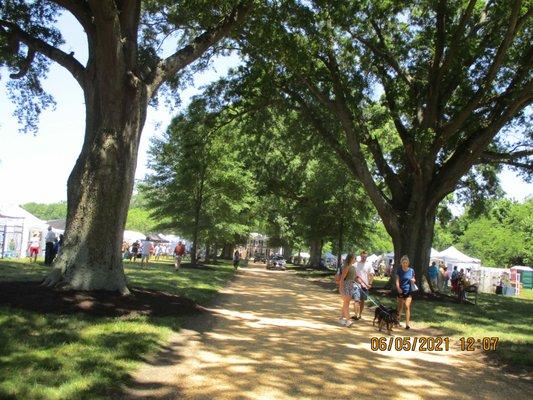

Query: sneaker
<box><xmin>345</xmin><ymin>320</ymin><xmax>354</xmax><ymax>327</ymax></box>
<box><xmin>350</xmin><ymin>315</ymin><xmax>360</xmax><ymax>321</ymax></box>
<box><xmin>405</xmin><ymin>325</ymin><xmax>411</xmax><ymax>330</ymax></box>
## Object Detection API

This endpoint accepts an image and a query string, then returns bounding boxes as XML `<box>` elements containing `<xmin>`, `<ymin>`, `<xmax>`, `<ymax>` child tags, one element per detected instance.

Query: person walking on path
<box><xmin>338</xmin><ymin>253</ymin><xmax>356</xmax><ymax>327</ymax></box>
<box><xmin>174</xmin><ymin>241</ymin><xmax>185</xmax><ymax>271</ymax></box>
<box><xmin>396</xmin><ymin>255</ymin><xmax>416</xmax><ymax>330</ymax></box>
<box><xmin>28</xmin><ymin>233</ymin><xmax>41</xmax><ymax>263</ymax></box>
<box><xmin>233</xmin><ymin>250</ymin><xmax>241</xmax><ymax>271</ymax></box>
<box><xmin>353</xmin><ymin>250</ymin><xmax>374</xmax><ymax>320</ymax></box>
<box><xmin>140</xmin><ymin>237</ymin><xmax>152</xmax><ymax>266</ymax></box>
<box><xmin>44</xmin><ymin>226</ymin><xmax>56</xmax><ymax>266</ymax></box>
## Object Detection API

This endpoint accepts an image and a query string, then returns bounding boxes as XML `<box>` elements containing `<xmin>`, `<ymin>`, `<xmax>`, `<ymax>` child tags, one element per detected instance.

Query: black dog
<box><xmin>373</xmin><ymin>305</ymin><xmax>400</xmax><ymax>334</ymax></box>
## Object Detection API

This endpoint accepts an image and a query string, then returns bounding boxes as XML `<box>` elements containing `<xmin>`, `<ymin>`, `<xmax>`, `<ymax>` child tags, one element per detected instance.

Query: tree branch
<box><xmin>48</xmin><ymin>0</ymin><xmax>95</xmax><ymax>39</ymax></box>
<box><xmin>430</xmin><ymin>79</ymin><xmax>532</xmax><ymax>203</ymax></box>
<box><xmin>318</xmin><ymin>50</ymin><xmax>407</xmax><ymax>200</ymax></box>
<box><xmin>424</xmin><ymin>0</ymin><xmax>446</xmax><ymax>130</ymax></box>
<box><xmin>286</xmin><ymin>84</ymin><xmax>399</xmax><ymax>228</ymax></box>
<box><xmin>373</xmin><ymin>63</ymin><xmax>420</xmax><ymax>174</ymax></box>
<box><xmin>0</xmin><ymin>19</ymin><xmax>86</xmax><ymax>88</ymax></box>
<box><xmin>349</xmin><ymin>28</ymin><xmax>412</xmax><ymax>86</ymax></box>
<box><xmin>439</xmin><ymin>0</ymin><xmax>477</xmax><ymax>76</ymax></box>
<box><xmin>117</xmin><ymin>0</ymin><xmax>141</xmax><ymax>66</ymax></box>
<box><xmin>147</xmin><ymin>0</ymin><xmax>252</xmax><ymax>96</ymax></box>
<box><xmin>479</xmin><ymin>149</ymin><xmax>533</xmax><ymax>171</ymax></box>
<box><xmin>440</xmin><ymin>0</ymin><xmax>523</xmax><ymax>139</ymax></box>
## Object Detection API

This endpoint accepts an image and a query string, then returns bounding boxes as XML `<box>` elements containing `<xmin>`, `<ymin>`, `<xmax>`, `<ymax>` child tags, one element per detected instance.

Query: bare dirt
<box><xmin>122</xmin><ymin>265</ymin><xmax>532</xmax><ymax>400</ymax></box>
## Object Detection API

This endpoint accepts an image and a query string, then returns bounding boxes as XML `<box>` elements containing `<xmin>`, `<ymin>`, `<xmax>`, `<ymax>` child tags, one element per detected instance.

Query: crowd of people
<box><xmin>121</xmin><ymin>239</ymin><xmax>187</xmax><ymax>270</ymax></box>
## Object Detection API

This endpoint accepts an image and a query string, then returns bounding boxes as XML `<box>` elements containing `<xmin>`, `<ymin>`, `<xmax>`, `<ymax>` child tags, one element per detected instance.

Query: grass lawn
<box><xmin>299</xmin><ymin>271</ymin><xmax>533</xmax><ymax>369</ymax></box>
<box><xmin>0</xmin><ymin>258</ymin><xmax>235</xmax><ymax>400</ymax></box>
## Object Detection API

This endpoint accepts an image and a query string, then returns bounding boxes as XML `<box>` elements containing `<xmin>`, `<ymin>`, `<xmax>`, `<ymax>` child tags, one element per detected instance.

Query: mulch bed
<box><xmin>0</xmin><ymin>281</ymin><xmax>204</xmax><ymax>318</ymax></box>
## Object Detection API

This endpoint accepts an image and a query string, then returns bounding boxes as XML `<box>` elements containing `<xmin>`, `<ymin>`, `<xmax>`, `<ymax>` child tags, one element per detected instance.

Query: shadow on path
<box><xmin>122</xmin><ymin>266</ymin><xmax>532</xmax><ymax>400</ymax></box>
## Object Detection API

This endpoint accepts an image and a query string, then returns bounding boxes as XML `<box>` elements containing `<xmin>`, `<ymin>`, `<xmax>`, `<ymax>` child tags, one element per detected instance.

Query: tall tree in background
<box><xmin>143</xmin><ymin>98</ymin><xmax>256</xmax><ymax>266</ymax></box>
<box><xmin>234</xmin><ymin>0</ymin><xmax>532</xmax><ymax>289</ymax></box>
<box><xmin>0</xmin><ymin>1</ymin><xmax>252</xmax><ymax>292</ymax></box>
<box><xmin>233</xmin><ymin>104</ymin><xmax>376</xmax><ymax>267</ymax></box>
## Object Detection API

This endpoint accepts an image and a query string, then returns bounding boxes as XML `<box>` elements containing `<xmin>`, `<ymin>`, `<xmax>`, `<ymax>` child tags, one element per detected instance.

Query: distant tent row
<box><xmin>0</xmin><ymin>205</ymin><xmax>188</xmax><ymax>259</ymax></box>
<box><xmin>0</xmin><ymin>203</ymin><xmax>62</xmax><ymax>258</ymax></box>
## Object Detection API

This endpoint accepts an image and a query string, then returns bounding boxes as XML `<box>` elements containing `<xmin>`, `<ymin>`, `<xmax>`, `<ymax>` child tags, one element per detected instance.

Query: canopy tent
<box><xmin>123</xmin><ymin>230</ymin><xmax>146</xmax><ymax>243</ymax></box>
<box><xmin>383</xmin><ymin>248</ymin><xmax>441</xmax><ymax>268</ymax></box>
<box><xmin>292</xmin><ymin>251</ymin><xmax>310</xmax><ymax>259</ymax></box>
<box><xmin>439</xmin><ymin>246</ymin><xmax>481</xmax><ymax>269</ymax></box>
<box><xmin>0</xmin><ymin>203</ymin><xmax>49</xmax><ymax>258</ymax></box>
<box><xmin>430</xmin><ymin>248</ymin><xmax>442</xmax><ymax>259</ymax></box>
<box><xmin>146</xmin><ymin>233</ymin><xmax>169</xmax><ymax>243</ymax></box>
<box><xmin>367</xmin><ymin>254</ymin><xmax>379</xmax><ymax>264</ymax></box>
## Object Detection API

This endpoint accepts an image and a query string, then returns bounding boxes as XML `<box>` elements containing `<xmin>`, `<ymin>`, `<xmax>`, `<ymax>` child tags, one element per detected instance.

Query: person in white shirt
<box><xmin>154</xmin><ymin>244</ymin><xmax>163</xmax><ymax>260</ymax></box>
<box><xmin>44</xmin><ymin>226</ymin><xmax>56</xmax><ymax>266</ymax></box>
<box><xmin>352</xmin><ymin>250</ymin><xmax>374</xmax><ymax>320</ymax></box>
<box><xmin>140</xmin><ymin>237</ymin><xmax>152</xmax><ymax>266</ymax></box>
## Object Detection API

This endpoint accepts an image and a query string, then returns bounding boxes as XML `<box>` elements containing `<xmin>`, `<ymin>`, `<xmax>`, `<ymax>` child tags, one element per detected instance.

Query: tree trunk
<box><xmin>205</xmin><ymin>242</ymin><xmax>211</xmax><ymax>260</ymax></box>
<box><xmin>190</xmin><ymin>176</ymin><xmax>204</xmax><ymax>266</ymax></box>
<box><xmin>222</xmin><ymin>243</ymin><xmax>234</xmax><ymax>259</ymax></box>
<box><xmin>282</xmin><ymin>245</ymin><xmax>292</xmax><ymax>261</ymax></box>
<box><xmin>44</xmin><ymin>84</ymin><xmax>148</xmax><ymax>294</ymax></box>
<box><xmin>213</xmin><ymin>244</ymin><xmax>219</xmax><ymax>261</ymax></box>
<box><xmin>389</xmin><ymin>200</ymin><xmax>437</xmax><ymax>293</ymax></box>
<box><xmin>309</xmin><ymin>239</ymin><xmax>321</xmax><ymax>268</ymax></box>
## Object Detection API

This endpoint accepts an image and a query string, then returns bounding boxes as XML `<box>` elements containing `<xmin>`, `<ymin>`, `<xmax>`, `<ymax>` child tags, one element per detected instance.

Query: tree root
<box><xmin>41</xmin><ymin>268</ymin><xmax>64</xmax><ymax>287</ymax></box>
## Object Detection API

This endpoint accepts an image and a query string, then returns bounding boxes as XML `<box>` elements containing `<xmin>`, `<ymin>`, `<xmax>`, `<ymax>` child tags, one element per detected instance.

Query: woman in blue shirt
<box><xmin>396</xmin><ymin>255</ymin><xmax>416</xmax><ymax>330</ymax></box>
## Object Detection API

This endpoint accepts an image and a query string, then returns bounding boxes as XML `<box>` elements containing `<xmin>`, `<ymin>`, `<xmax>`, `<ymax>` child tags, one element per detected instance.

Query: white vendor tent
<box><xmin>123</xmin><ymin>230</ymin><xmax>146</xmax><ymax>243</ymax></box>
<box><xmin>367</xmin><ymin>254</ymin><xmax>379</xmax><ymax>264</ymax></box>
<box><xmin>385</xmin><ymin>248</ymin><xmax>442</xmax><ymax>264</ymax></box>
<box><xmin>0</xmin><ymin>203</ymin><xmax>49</xmax><ymax>258</ymax></box>
<box><xmin>439</xmin><ymin>246</ymin><xmax>481</xmax><ymax>269</ymax></box>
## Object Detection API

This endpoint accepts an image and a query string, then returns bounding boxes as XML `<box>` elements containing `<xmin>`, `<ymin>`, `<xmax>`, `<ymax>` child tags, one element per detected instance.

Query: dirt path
<box><xmin>124</xmin><ymin>266</ymin><xmax>531</xmax><ymax>400</ymax></box>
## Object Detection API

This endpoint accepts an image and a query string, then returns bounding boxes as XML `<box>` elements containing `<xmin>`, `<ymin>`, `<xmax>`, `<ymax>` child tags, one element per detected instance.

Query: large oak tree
<box><xmin>0</xmin><ymin>0</ymin><xmax>252</xmax><ymax>293</ymax></box>
<box><xmin>233</xmin><ymin>0</ymin><xmax>532</xmax><ymax>289</ymax></box>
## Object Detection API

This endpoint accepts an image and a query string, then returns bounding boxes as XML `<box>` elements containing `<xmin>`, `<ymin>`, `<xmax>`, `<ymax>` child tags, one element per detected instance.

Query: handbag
<box><xmin>410</xmin><ymin>282</ymin><xmax>419</xmax><ymax>293</ymax></box>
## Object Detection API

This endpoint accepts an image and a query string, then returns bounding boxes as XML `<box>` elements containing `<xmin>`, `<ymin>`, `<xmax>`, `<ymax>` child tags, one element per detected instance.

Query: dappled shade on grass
<box><xmin>0</xmin><ymin>281</ymin><xmax>202</xmax><ymax>317</ymax></box>
<box><xmin>0</xmin><ymin>308</ymin><xmax>168</xmax><ymax>400</ymax></box>
<box><xmin>0</xmin><ymin>259</ymin><xmax>236</xmax><ymax>400</ymax></box>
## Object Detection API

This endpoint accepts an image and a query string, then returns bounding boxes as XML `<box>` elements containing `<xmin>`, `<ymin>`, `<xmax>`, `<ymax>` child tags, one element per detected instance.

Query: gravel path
<box><xmin>124</xmin><ymin>266</ymin><xmax>531</xmax><ymax>400</ymax></box>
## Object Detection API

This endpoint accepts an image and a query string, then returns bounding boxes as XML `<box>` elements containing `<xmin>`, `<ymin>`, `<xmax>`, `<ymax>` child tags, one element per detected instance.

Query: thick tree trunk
<box><xmin>309</xmin><ymin>239</ymin><xmax>321</xmax><ymax>268</ymax></box>
<box><xmin>44</xmin><ymin>84</ymin><xmax>148</xmax><ymax>294</ymax></box>
<box><xmin>389</xmin><ymin>200</ymin><xmax>437</xmax><ymax>293</ymax></box>
<box><xmin>221</xmin><ymin>243</ymin><xmax>234</xmax><ymax>259</ymax></box>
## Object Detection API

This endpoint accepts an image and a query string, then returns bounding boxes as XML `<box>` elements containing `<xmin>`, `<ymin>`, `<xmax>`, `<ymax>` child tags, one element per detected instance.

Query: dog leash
<box><xmin>358</xmin><ymin>286</ymin><xmax>398</xmax><ymax>319</ymax></box>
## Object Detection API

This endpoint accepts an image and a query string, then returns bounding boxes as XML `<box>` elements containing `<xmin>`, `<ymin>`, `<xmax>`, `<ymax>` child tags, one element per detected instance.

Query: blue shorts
<box><xmin>353</xmin><ymin>283</ymin><xmax>368</xmax><ymax>301</ymax></box>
